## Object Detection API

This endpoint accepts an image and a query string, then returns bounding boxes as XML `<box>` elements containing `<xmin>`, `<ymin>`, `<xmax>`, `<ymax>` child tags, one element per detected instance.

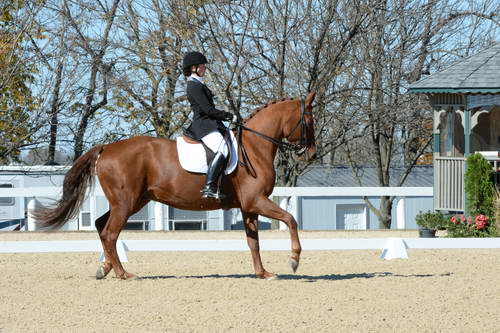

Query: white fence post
<box><xmin>396</xmin><ymin>198</ymin><xmax>406</xmax><ymax>230</ymax></box>
<box><xmin>154</xmin><ymin>202</ymin><xmax>164</xmax><ymax>231</ymax></box>
<box><xmin>27</xmin><ymin>198</ymin><xmax>41</xmax><ymax>231</ymax></box>
<box><xmin>90</xmin><ymin>190</ymin><xmax>97</xmax><ymax>231</ymax></box>
<box><xmin>290</xmin><ymin>195</ymin><xmax>299</xmax><ymax>224</ymax></box>
<box><xmin>279</xmin><ymin>197</ymin><xmax>289</xmax><ymax>230</ymax></box>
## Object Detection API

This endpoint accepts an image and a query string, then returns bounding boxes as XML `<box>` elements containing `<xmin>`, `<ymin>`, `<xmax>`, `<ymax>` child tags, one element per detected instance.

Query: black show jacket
<box><xmin>185</xmin><ymin>79</ymin><xmax>231</xmax><ymax>140</ymax></box>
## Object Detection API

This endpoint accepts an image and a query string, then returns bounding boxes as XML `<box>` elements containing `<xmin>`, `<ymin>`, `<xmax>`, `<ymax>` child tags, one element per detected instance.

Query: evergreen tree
<box><xmin>465</xmin><ymin>153</ymin><xmax>494</xmax><ymax>216</ymax></box>
<box><xmin>0</xmin><ymin>0</ymin><xmax>34</xmax><ymax>163</ymax></box>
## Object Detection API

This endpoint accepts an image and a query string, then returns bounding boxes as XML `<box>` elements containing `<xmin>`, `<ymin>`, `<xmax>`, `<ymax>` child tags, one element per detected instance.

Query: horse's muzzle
<box><xmin>306</xmin><ymin>148</ymin><xmax>317</xmax><ymax>161</ymax></box>
<box><xmin>296</xmin><ymin>147</ymin><xmax>307</xmax><ymax>156</ymax></box>
<box><xmin>296</xmin><ymin>146</ymin><xmax>317</xmax><ymax>161</ymax></box>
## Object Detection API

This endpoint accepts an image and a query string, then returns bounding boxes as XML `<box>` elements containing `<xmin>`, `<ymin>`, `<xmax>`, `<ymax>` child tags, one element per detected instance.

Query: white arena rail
<box><xmin>2</xmin><ymin>184</ymin><xmax>493</xmax><ymax>260</ymax></box>
<box><xmin>0</xmin><ymin>238</ymin><xmax>499</xmax><ymax>262</ymax></box>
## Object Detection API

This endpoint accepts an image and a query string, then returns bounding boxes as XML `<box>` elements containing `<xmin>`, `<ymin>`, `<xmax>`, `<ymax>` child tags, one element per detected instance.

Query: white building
<box><xmin>0</xmin><ymin>165</ymin><xmax>433</xmax><ymax>231</ymax></box>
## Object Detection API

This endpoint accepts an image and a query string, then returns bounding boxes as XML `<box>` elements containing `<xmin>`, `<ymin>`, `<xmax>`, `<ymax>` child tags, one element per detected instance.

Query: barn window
<box><xmin>0</xmin><ymin>184</ymin><xmax>14</xmax><ymax>206</ymax></box>
<box><xmin>168</xmin><ymin>207</ymin><xmax>207</xmax><ymax>230</ymax></box>
<box><xmin>80</xmin><ymin>212</ymin><xmax>91</xmax><ymax>227</ymax></box>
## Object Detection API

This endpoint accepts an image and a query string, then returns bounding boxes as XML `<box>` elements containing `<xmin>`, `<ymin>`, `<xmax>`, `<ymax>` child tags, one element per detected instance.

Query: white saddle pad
<box><xmin>176</xmin><ymin>131</ymin><xmax>238</xmax><ymax>175</ymax></box>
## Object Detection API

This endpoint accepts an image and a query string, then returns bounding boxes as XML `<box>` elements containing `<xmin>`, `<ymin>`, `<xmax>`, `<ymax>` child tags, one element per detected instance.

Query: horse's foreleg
<box><xmin>246</xmin><ymin>197</ymin><xmax>301</xmax><ymax>273</ymax></box>
<box><xmin>100</xmin><ymin>209</ymin><xmax>136</xmax><ymax>280</ymax></box>
<box><xmin>95</xmin><ymin>211</ymin><xmax>112</xmax><ymax>279</ymax></box>
<box><xmin>241</xmin><ymin>211</ymin><xmax>276</xmax><ymax>280</ymax></box>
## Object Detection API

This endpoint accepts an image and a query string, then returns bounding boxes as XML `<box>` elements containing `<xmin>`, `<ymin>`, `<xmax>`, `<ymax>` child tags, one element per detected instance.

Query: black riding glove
<box><xmin>224</xmin><ymin>112</ymin><xmax>238</xmax><ymax>122</ymax></box>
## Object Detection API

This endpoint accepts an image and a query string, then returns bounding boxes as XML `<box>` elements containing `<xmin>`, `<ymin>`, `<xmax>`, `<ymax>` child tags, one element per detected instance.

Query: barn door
<box><xmin>336</xmin><ymin>204</ymin><xmax>366</xmax><ymax>230</ymax></box>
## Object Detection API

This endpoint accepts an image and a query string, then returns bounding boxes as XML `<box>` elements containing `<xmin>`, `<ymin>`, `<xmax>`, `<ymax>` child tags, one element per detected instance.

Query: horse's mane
<box><xmin>243</xmin><ymin>97</ymin><xmax>295</xmax><ymax>124</ymax></box>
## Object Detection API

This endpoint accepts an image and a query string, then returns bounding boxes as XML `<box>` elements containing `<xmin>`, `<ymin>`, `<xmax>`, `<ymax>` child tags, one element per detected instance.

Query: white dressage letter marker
<box><xmin>380</xmin><ymin>238</ymin><xmax>408</xmax><ymax>260</ymax></box>
<box><xmin>99</xmin><ymin>240</ymin><xmax>128</xmax><ymax>262</ymax></box>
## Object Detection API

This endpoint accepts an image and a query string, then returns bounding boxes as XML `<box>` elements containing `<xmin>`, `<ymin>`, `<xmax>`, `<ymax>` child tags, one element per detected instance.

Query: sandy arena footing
<box><xmin>0</xmin><ymin>230</ymin><xmax>499</xmax><ymax>332</ymax></box>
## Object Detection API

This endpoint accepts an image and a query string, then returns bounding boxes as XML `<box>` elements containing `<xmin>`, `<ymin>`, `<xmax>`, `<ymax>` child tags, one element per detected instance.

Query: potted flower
<box><xmin>415</xmin><ymin>211</ymin><xmax>446</xmax><ymax>238</ymax></box>
<box><xmin>447</xmin><ymin>214</ymin><xmax>496</xmax><ymax>237</ymax></box>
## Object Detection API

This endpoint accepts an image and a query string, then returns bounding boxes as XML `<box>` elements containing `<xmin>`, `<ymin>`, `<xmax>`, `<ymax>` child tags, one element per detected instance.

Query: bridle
<box><xmin>234</xmin><ymin>98</ymin><xmax>314</xmax><ymax>154</ymax></box>
<box><xmin>284</xmin><ymin>98</ymin><xmax>314</xmax><ymax>155</ymax></box>
<box><xmin>233</xmin><ymin>97</ymin><xmax>314</xmax><ymax>177</ymax></box>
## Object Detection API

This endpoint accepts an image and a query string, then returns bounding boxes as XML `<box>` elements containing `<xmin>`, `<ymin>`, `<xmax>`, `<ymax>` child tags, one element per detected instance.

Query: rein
<box><xmin>233</xmin><ymin>97</ymin><xmax>313</xmax><ymax>177</ymax></box>
<box><xmin>236</xmin><ymin>123</ymin><xmax>303</xmax><ymax>153</ymax></box>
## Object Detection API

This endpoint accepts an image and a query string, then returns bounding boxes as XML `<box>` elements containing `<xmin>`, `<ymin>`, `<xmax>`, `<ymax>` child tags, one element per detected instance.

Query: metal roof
<box><xmin>1</xmin><ymin>164</ymin><xmax>434</xmax><ymax>188</ymax></box>
<box><xmin>297</xmin><ymin>165</ymin><xmax>433</xmax><ymax>187</ymax></box>
<box><xmin>408</xmin><ymin>42</ymin><xmax>500</xmax><ymax>94</ymax></box>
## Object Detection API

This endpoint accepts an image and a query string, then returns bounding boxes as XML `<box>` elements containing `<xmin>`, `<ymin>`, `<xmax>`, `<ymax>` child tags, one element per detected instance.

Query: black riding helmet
<box><xmin>182</xmin><ymin>51</ymin><xmax>207</xmax><ymax>76</ymax></box>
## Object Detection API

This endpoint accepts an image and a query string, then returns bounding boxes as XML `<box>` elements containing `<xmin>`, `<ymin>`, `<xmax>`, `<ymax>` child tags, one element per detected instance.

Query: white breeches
<box><xmin>201</xmin><ymin>130</ymin><xmax>229</xmax><ymax>158</ymax></box>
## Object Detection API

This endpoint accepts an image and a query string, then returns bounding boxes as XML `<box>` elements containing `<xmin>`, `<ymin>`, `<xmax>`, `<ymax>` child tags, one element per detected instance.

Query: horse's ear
<box><xmin>305</xmin><ymin>92</ymin><xmax>316</xmax><ymax>105</ymax></box>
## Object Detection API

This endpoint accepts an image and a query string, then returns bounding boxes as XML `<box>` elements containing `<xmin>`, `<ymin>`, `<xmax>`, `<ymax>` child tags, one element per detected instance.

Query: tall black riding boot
<box><xmin>201</xmin><ymin>152</ymin><xmax>226</xmax><ymax>199</ymax></box>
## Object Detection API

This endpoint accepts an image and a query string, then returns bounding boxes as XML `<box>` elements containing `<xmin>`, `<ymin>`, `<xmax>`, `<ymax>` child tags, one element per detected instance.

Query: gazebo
<box><xmin>409</xmin><ymin>42</ymin><xmax>500</xmax><ymax>213</ymax></box>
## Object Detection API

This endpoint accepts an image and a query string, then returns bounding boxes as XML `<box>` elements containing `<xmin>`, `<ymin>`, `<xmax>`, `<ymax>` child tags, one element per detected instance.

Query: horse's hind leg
<box><xmin>95</xmin><ymin>211</ymin><xmax>112</xmax><ymax>279</ymax></box>
<box><xmin>100</xmin><ymin>206</ymin><xmax>141</xmax><ymax>280</ymax></box>
<box><xmin>242</xmin><ymin>211</ymin><xmax>276</xmax><ymax>280</ymax></box>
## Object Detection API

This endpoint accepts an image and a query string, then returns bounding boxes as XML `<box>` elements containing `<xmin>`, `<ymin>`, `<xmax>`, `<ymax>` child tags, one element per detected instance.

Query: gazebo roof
<box><xmin>409</xmin><ymin>42</ymin><xmax>500</xmax><ymax>94</ymax></box>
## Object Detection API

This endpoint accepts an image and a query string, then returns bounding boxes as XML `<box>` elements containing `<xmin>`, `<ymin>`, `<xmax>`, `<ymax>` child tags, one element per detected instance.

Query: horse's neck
<box><xmin>246</xmin><ymin>104</ymin><xmax>287</xmax><ymax>139</ymax></box>
<box><xmin>244</xmin><ymin>105</ymin><xmax>285</xmax><ymax>163</ymax></box>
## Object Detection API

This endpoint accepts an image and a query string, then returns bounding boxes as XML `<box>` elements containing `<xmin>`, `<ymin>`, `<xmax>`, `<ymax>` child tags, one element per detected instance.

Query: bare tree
<box><xmin>276</xmin><ymin>0</ymin><xmax>371</xmax><ymax>185</ymax></box>
<box><xmin>59</xmin><ymin>0</ymin><xmax>121</xmax><ymax>160</ymax></box>
<box><xmin>108</xmin><ymin>0</ymin><xmax>193</xmax><ymax>138</ymax></box>
<box><xmin>192</xmin><ymin>0</ymin><xmax>370</xmax><ymax>185</ymax></box>
<box><xmin>6</xmin><ymin>0</ymin><xmax>500</xmax><ymax>198</ymax></box>
<box><xmin>24</xmin><ymin>0</ymin><xmax>92</xmax><ymax>164</ymax></box>
<box><xmin>343</xmin><ymin>0</ymin><xmax>500</xmax><ymax>228</ymax></box>
<box><xmin>45</xmin><ymin>27</ymin><xmax>67</xmax><ymax>165</ymax></box>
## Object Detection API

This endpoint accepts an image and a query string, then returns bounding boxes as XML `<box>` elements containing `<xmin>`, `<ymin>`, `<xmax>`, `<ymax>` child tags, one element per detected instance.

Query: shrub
<box><xmin>494</xmin><ymin>188</ymin><xmax>500</xmax><ymax>232</ymax></box>
<box><xmin>415</xmin><ymin>211</ymin><xmax>446</xmax><ymax>230</ymax></box>
<box><xmin>464</xmin><ymin>153</ymin><xmax>494</xmax><ymax>216</ymax></box>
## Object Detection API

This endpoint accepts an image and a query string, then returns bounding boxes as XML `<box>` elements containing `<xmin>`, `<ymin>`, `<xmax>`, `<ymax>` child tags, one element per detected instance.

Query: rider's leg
<box><xmin>201</xmin><ymin>131</ymin><xmax>228</xmax><ymax>198</ymax></box>
<box><xmin>201</xmin><ymin>151</ymin><xmax>226</xmax><ymax>198</ymax></box>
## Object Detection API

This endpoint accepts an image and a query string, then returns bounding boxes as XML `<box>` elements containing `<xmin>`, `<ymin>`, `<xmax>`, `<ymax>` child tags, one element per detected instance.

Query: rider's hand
<box><xmin>224</xmin><ymin>112</ymin><xmax>237</xmax><ymax>122</ymax></box>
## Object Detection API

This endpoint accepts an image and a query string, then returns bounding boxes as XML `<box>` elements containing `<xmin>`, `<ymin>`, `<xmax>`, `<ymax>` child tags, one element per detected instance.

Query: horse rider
<box><xmin>182</xmin><ymin>51</ymin><xmax>237</xmax><ymax>199</ymax></box>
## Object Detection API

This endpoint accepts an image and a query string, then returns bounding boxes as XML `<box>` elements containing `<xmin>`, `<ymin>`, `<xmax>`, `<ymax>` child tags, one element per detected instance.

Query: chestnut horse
<box><xmin>34</xmin><ymin>92</ymin><xmax>317</xmax><ymax>280</ymax></box>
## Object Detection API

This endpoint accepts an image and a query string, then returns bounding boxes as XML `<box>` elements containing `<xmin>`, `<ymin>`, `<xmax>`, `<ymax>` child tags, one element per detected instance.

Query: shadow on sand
<box><xmin>137</xmin><ymin>271</ymin><xmax>452</xmax><ymax>282</ymax></box>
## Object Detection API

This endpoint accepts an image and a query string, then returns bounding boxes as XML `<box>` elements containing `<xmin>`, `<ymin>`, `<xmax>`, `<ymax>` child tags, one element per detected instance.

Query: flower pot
<box><xmin>418</xmin><ymin>228</ymin><xmax>436</xmax><ymax>238</ymax></box>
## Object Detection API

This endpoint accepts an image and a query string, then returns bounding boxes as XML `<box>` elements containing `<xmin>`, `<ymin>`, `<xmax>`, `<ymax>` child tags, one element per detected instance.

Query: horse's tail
<box><xmin>33</xmin><ymin>145</ymin><xmax>104</xmax><ymax>230</ymax></box>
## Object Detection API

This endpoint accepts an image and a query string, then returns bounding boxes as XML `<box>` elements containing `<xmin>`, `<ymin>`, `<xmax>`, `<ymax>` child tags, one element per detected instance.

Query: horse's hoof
<box><xmin>117</xmin><ymin>272</ymin><xmax>139</xmax><ymax>281</ymax></box>
<box><xmin>96</xmin><ymin>266</ymin><xmax>110</xmax><ymax>280</ymax></box>
<box><xmin>126</xmin><ymin>274</ymin><xmax>140</xmax><ymax>281</ymax></box>
<box><xmin>256</xmin><ymin>272</ymin><xmax>278</xmax><ymax>280</ymax></box>
<box><xmin>125</xmin><ymin>275</ymin><xmax>140</xmax><ymax>281</ymax></box>
<box><xmin>289</xmin><ymin>257</ymin><xmax>299</xmax><ymax>273</ymax></box>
